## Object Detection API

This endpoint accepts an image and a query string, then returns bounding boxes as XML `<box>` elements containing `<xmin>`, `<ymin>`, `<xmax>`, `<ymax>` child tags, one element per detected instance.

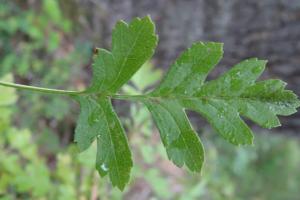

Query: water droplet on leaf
<box><xmin>101</xmin><ymin>163</ymin><xmax>109</xmax><ymax>172</ymax></box>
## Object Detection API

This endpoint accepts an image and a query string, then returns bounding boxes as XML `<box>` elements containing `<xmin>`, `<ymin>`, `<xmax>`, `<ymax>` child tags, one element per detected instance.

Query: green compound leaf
<box><xmin>0</xmin><ymin>16</ymin><xmax>299</xmax><ymax>191</ymax></box>
<box><xmin>52</xmin><ymin>18</ymin><xmax>300</xmax><ymax>188</ymax></box>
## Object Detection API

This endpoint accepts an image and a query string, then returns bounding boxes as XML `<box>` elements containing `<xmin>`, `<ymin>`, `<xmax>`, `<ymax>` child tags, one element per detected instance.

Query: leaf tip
<box><xmin>144</xmin><ymin>14</ymin><xmax>153</xmax><ymax>22</ymax></box>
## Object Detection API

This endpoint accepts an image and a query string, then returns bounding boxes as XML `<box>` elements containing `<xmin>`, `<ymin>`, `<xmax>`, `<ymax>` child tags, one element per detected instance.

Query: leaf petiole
<box><xmin>0</xmin><ymin>81</ymin><xmax>83</xmax><ymax>95</ymax></box>
<box><xmin>0</xmin><ymin>81</ymin><xmax>148</xmax><ymax>100</ymax></box>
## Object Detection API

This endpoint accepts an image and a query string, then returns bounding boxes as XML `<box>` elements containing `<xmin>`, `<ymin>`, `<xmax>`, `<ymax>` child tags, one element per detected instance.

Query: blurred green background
<box><xmin>0</xmin><ymin>1</ymin><xmax>299</xmax><ymax>199</ymax></box>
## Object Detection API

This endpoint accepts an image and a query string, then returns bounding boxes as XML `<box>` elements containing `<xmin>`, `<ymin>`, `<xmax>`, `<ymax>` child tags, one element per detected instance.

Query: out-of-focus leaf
<box><xmin>0</xmin><ymin>74</ymin><xmax>17</xmax><ymax>106</ymax></box>
<box><xmin>131</xmin><ymin>61</ymin><xmax>162</xmax><ymax>91</ymax></box>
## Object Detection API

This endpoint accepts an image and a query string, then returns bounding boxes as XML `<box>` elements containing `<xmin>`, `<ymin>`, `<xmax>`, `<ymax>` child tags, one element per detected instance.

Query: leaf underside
<box><xmin>72</xmin><ymin>16</ymin><xmax>300</xmax><ymax>190</ymax></box>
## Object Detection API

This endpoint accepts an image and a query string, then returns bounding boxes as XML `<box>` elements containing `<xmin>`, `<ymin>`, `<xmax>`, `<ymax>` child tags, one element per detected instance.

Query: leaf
<box><xmin>74</xmin><ymin>96</ymin><xmax>133</xmax><ymax>190</ymax></box>
<box><xmin>143</xmin><ymin>99</ymin><xmax>204</xmax><ymax>171</ymax></box>
<box><xmin>87</xmin><ymin>16</ymin><xmax>158</xmax><ymax>94</ymax></box>
<box><xmin>73</xmin><ymin>16</ymin><xmax>158</xmax><ymax>190</ymax></box>
<box><xmin>61</xmin><ymin>18</ymin><xmax>300</xmax><ymax>188</ymax></box>
<box><xmin>0</xmin><ymin>16</ymin><xmax>299</xmax><ymax>191</ymax></box>
<box><xmin>145</xmin><ymin>42</ymin><xmax>300</xmax><ymax>172</ymax></box>
<box><xmin>0</xmin><ymin>74</ymin><xmax>17</xmax><ymax>106</ymax></box>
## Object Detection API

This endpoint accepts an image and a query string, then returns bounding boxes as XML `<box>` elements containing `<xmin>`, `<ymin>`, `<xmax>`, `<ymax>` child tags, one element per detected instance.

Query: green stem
<box><xmin>0</xmin><ymin>81</ymin><xmax>266</xmax><ymax>103</ymax></box>
<box><xmin>0</xmin><ymin>81</ymin><xmax>153</xmax><ymax>101</ymax></box>
<box><xmin>111</xmin><ymin>94</ymin><xmax>146</xmax><ymax>101</ymax></box>
<box><xmin>0</xmin><ymin>81</ymin><xmax>146</xmax><ymax>100</ymax></box>
<box><xmin>0</xmin><ymin>81</ymin><xmax>83</xmax><ymax>95</ymax></box>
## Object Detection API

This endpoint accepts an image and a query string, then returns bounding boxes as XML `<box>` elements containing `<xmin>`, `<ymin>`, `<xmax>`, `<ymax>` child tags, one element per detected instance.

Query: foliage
<box><xmin>0</xmin><ymin>0</ymin><xmax>91</xmax><ymax>128</ymax></box>
<box><xmin>0</xmin><ymin>75</ymin><xmax>51</xmax><ymax>198</ymax></box>
<box><xmin>0</xmin><ymin>15</ymin><xmax>299</xmax><ymax>191</ymax></box>
<box><xmin>198</xmin><ymin>131</ymin><xmax>300</xmax><ymax>200</ymax></box>
<box><xmin>0</xmin><ymin>0</ymin><xmax>71</xmax><ymax>78</ymax></box>
<box><xmin>0</xmin><ymin>75</ymin><xmax>112</xmax><ymax>199</ymax></box>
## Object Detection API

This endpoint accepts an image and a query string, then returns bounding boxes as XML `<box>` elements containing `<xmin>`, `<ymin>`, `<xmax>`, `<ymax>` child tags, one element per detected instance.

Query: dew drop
<box><xmin>101</xmin><ymin>163</ymin><xmax>109</xmax><ymax>172</ymax></box>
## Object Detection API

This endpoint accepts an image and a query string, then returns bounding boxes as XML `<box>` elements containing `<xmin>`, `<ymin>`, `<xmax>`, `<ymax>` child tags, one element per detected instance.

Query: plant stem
<box><xmin>111</xmin><ymin>94</ymin><xmax>146</xmax><ymax>101</ymax></box>
<box><xmin>0</xmin><ymin>81</ymin><xmax>83</xmax><ymax>95</ymax></box>
<box><xmin>0</xmin><ymin>81</ymin><xmax>152</xmax><ymax>101</ymax></box>
<box><xmin>0</xmin><ymin>81</ymin><xmax>257</xmax><ymax>103</ymax></box>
